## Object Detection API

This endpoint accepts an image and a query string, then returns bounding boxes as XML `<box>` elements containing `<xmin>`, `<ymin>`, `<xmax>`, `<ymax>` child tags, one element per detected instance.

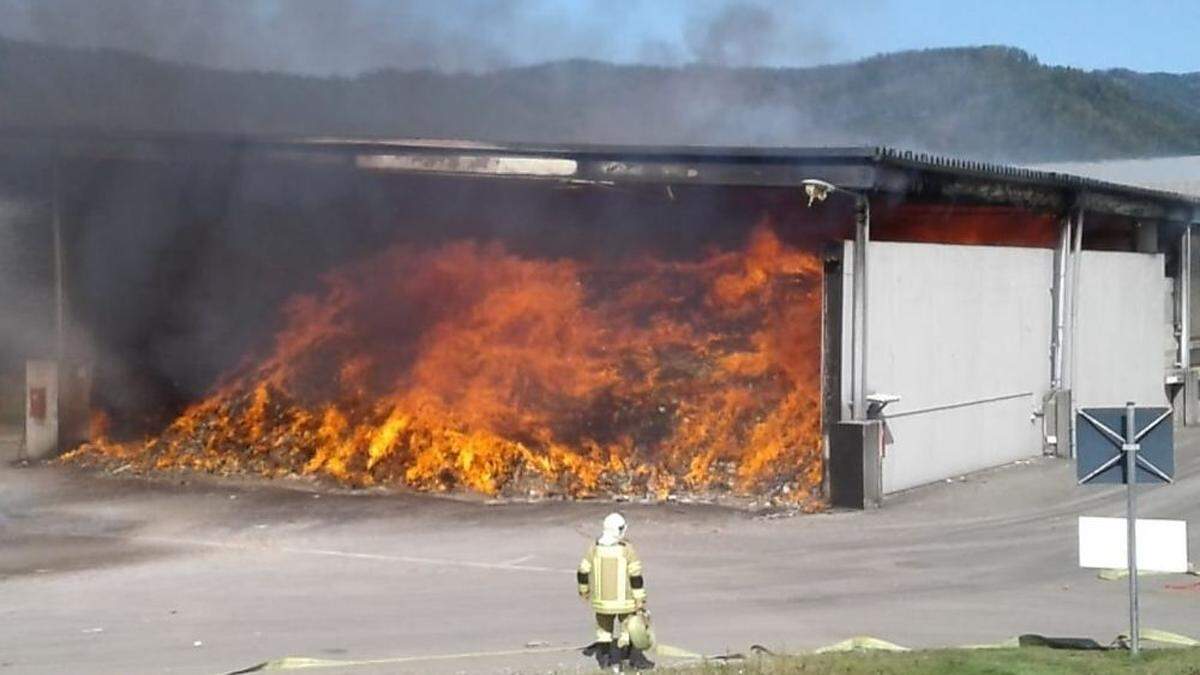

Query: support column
<box><xmin>1051</xmin><ymin>216</ymin><xmax>1070</xmax><ymax>389</ymax></box>
<box><xmin>851</xmin><ymin>197</ymin><xmax>870</xmax><ymax>420</ymax></box>
<box><xmin>1066</xmin><ymin>209</ymin><xmax>1084</xmax><ymax>458</ymax></box>
<box><xmin>52</xmin><ymin>159</ymin><xmax>64</xmax><ymax>382</ymax></box>
<box><xmin>1045</xmin><ymin>215</ymin><xmax>1073</xmax><ymax>455</ymax></box>
<box><xmin>1182</xmin><ymin>225</ymin><xmax>1198</xmax><ymax>425</ymax></box>
<box><xmin>40</xmin><ymin>155</ymin><xmax>88</xmax><ymax>453</ymax></box>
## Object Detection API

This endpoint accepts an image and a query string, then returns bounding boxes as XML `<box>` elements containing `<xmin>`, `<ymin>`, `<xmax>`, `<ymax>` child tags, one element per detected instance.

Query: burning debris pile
<box><xmin>67</xmin><ymin>224</ymin><xmax>824</xmax><ymax>503</ymax></box>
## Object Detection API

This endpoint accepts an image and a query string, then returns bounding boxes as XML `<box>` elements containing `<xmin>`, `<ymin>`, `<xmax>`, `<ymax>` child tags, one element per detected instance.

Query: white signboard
<box><xmin>1078</xmin><ymin>517</ymin><xmax>1189</xmax><ymax>573</ymax></box>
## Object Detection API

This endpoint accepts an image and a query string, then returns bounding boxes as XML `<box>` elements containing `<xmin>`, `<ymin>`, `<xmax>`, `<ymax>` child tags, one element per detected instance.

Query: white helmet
<box><xmin>600</xmin><ymin>512</ymin><xmax>627</xmax><ymax>544</ymax></box>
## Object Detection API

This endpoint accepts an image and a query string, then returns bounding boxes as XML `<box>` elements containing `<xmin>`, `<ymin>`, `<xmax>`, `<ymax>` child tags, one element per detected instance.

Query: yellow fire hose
<box><xmin>812</xmin><ymin>636</ymin><xmax>911</xmax><ymax>653</ymax></box>
<box><xmin>226</xmin><ymin>646</ymin><xmax>580</xmax><ymax>673</ymax></box>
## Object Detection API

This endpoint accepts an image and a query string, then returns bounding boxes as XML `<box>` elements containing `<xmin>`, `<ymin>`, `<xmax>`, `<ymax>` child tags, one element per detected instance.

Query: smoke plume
<box><xmin>685</xmin><ymin>2</ymin><xmax>833</xmax><ymax>67</ymax></box>
<box><xmin>0</xmin><ymin>0</ymin><xmax>840</xmax><ymax>75</ymax></box>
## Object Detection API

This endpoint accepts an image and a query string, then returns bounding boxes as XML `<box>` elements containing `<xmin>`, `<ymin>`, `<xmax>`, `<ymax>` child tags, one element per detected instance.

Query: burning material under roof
<box><xmin>67</xmin><ymin>220</ymin><xmax>826</xmax><ymax>506</ymax></box>
<box><xmin>21</xmin><ymin>133</ymin><xmax>1194</xmax><ymax>508</ymax></box>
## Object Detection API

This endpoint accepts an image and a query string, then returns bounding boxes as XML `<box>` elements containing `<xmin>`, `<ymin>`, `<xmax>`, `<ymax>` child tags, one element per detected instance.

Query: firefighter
<box><xmin>578</xmin><ymin>512</ymin><xmax>655</xmax><ymax>671</ymax></box>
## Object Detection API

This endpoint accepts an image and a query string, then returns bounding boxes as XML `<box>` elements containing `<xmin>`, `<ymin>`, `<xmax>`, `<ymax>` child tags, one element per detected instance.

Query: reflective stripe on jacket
<box><xmin>577</xmin><ymin>541</ymin><xmax>645</xmax><ymax>614</ymax></box>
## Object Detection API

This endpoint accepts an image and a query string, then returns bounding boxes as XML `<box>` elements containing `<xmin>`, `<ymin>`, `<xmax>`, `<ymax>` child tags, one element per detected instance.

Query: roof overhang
<box><xmin>1</xmin><ymin>128</ymin><xmax>1197</xmax><ymax>223</ymax></box>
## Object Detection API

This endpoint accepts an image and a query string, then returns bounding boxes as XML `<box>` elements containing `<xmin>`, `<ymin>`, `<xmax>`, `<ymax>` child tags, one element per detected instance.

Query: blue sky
<box><xmin>548</xmin><ymin>0</ymin><xmax>1200</xmax><ymax>73</ymax></box>
<box><xmin>801</xmin><ymin>0</ymin><xmax>1200</xmax><ymax>73</ymax></box>
<box><xmin>1</xmin><ymin>0</ymin><xmax>1197</xmax><ymax>74</ymax></box>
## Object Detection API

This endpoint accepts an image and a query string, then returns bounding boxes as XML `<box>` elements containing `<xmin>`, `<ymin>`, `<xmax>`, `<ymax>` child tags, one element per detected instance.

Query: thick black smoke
<box><xmin>0</xmin><ymin>0</ymin><xmax>850</xmax><ymax>434</ymax></box>
<box><xmin>0</xmin><ymin>0</ymin><xmax>1193</xmax><ymax>441</ymax></box>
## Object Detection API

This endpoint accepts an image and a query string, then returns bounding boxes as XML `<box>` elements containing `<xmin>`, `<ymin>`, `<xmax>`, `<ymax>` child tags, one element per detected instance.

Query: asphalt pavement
<box><xmin>2</xmin><ymin>426</ymin><xmax>1200</xmax><ymax>674</ymax></box>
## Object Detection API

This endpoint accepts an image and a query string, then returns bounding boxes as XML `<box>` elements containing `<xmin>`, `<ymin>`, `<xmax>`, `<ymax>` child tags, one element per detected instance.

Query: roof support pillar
<box><xmin>851</xmin><ymin>196</ymin><xmax>870</xmax><ymax>420</ymax></box>
<box><xmin>1180</xmin><ymin>225</ymin><xmax>1198</xmax><ymax>426</ymax></box>
<box><xmin>1065</xmin><ymin>208</ymin><xmax>1084</xmax><ymax>458</ymax></box>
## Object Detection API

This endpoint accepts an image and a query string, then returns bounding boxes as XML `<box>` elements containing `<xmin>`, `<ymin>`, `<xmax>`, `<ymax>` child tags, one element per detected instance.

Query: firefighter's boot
<box><xmin>625</xmin><ymin>645</ymin><xmax>655</xmax><ymax>670</ymax></box>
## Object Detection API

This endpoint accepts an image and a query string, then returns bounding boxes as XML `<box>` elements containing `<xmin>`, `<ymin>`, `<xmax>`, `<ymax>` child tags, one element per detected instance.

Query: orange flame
<box><xmin>65</xmin><ymin>223</ymin><xmax>825</xmax><ymax>502</ymax></box>
<box><xmin>89</xmin><ymin>409</ymin><xmax>111</xmax><ymax>443</ymax></box>
<box><xmin>876</xmin><ymin>204</ymin><xmax>1058</xmax><ymax>248</ymax></box>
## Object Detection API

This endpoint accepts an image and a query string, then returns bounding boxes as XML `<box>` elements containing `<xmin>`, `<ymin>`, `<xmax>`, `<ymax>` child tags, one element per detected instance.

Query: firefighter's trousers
<box><xmin>594</xmin><ymin>612</ymin><xmax>631</xmax><ymax>644</ymax></box>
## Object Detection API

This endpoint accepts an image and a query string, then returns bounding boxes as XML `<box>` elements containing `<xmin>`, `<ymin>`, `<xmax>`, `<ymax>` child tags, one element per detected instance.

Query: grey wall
<box><xmin>1071</xmin><ymin>250</ymin><xmax>1168</xmax><ymax>409</ymax></box>
<box><xmin>856</xmin><ymin>242</ymin><xmax>1055</xmax><ymax>493</ymax></box>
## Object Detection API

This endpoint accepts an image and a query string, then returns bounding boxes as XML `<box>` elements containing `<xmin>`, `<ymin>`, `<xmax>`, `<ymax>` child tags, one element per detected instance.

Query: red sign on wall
<box><xmin>29</xmin><ymin>387</ymin><xmax>46</xmax><ymax>421</ymax></box>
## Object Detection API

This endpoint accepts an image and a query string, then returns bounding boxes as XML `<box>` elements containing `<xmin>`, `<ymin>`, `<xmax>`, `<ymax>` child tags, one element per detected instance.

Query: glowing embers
<box><xmin>875</xmin><ymin>203</ymin><xmax>1058</xmax><ymax>248</ymax></box>
<box><xmin>65</xmin><ymin>224</ymin><xmax>824</xmax><ymax>503</ymax></box>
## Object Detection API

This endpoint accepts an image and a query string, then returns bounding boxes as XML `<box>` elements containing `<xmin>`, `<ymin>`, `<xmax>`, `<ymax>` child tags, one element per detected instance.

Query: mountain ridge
<box><xmin>1</xmin><ymin>41</ymin><xmax>1198</xmax><ymax>162</ymax></box>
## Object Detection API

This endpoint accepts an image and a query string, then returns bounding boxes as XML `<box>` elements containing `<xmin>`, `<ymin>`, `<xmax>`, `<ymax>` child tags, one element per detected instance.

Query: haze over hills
<box><xmin>2</xmin><ymin>39</ymin><xmax>1199</xmax><ymax>162</ymax></box>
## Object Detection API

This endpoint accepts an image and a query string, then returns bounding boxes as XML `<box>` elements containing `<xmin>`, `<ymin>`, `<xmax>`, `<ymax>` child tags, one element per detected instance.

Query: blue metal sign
<box><xmin>1076</xmin><ymin>407</ymin><xmax>1173</xmax><ymax>485</ymax></box>
<box><xmin>1075</xmin><ymin>402</ymin><xmax>1174</xmax><ymax>657</ymax></box>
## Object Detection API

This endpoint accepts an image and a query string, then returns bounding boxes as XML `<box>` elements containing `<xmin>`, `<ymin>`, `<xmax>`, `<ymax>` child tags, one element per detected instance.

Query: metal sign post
<box><xmin>1122</xmin><ymin>402</ymin><xmax>1139</xmax><ymax>656</ymax></box>
<box><xmin>1076</xmin><ymin>402</ymin><xmax>1174</xmax><ymax>657</ymax></box>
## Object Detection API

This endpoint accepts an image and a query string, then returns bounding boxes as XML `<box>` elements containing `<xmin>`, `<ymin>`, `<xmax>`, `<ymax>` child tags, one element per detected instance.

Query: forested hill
<box><xmin>2</xmin><ymin>41</ymin><xmax>1199</xmax><ymax>162</ymax></box>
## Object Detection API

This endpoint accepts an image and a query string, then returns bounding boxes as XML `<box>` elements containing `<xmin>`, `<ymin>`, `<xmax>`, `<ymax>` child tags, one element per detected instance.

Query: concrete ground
<box><xmin>3</xmin><ymin>427</ymin><xmax>1200</xmax><ymax>675</ymax></box>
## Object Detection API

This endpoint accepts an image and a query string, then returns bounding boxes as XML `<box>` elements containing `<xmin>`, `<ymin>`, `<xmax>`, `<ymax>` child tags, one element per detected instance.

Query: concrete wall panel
<box><xmin>1073</xmin><ymin>250</ymin><xmax>1167</xmax><ymax>409</ymax></box>
<box><xmin>883</xmin><ymin>394</ymin><xmax>1039</xmax><ymax>493</ymax></box>
<box><xmin>861</xmin><ymin>242</ymin><xmax>1054</xmax><ymax>493</ymax></box>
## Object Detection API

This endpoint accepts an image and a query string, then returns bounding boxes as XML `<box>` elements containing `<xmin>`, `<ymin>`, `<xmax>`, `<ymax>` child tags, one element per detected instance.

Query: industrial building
<box><xmin>1035</xmin><ymin>155</ymin><xmax>1200</xmax><ymax>198</ymax></box>
<box><xmin>1</xmin><ymin>130</ymin><xmax>1197</xmax><ymax>506</ymax></box>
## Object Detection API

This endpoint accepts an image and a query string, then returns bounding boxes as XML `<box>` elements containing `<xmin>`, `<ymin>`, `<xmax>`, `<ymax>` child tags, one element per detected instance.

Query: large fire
<box><xmin>67</xmin><ymin>223</ymin><xmax>825</xmax><ymax>503</ymax></box>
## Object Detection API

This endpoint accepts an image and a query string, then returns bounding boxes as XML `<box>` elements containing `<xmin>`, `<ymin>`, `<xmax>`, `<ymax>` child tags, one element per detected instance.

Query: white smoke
<box><xmin>0</xmin><ymin>0</ymin><xmax>843</xmax><ymax>75</ymax></box>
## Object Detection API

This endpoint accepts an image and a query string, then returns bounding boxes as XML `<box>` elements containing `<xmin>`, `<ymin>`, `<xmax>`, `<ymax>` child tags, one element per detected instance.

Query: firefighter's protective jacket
<box><xmin>577</xmin><ymin>541</ymin><xmax>646</xmax><ymax>614</ymax></box>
